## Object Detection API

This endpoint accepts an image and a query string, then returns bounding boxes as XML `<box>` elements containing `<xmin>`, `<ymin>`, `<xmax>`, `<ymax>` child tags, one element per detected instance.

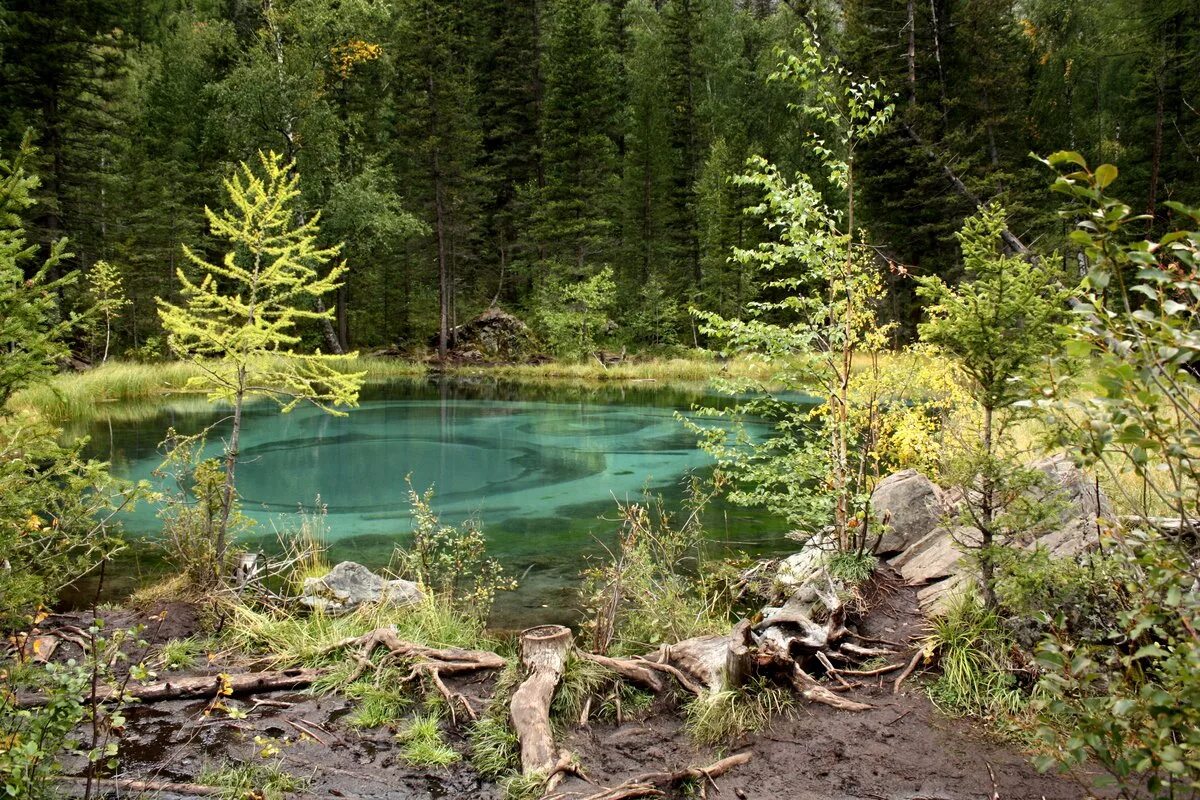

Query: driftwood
<box><xmin>578</xmin><ymin>651</ymin><xmax>665</xmax><ymax>694</ymax></box>
<box><xmin>569</xmin><ymin>752</ymin><xmax>754</xmax><ymax>800</ymax></box>
<box><xmin>56</xmin><ymin>776</ymin><xmax>220</xmax><ymax>796</ymax></box>
<box><xmin>15</xmin><ymin>668</ymin><xmax>323</xmax><ymax>709</ymax></box>
<box><xmin>511</xmin><ymin>624</ymin><xmax>573</xmax><ymax>775</ymax></box>
<box><xmin>653</xmin><ymin>619</ymin><xmax>753</xmax><ymax>694</ymax></box>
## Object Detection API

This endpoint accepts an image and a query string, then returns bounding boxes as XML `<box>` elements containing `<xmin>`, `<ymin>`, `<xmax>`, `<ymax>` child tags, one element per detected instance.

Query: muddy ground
<box><xmin>27</xmin><ymin>583</ymin><xmax>1106</xmax><ymax>800</ymax></box>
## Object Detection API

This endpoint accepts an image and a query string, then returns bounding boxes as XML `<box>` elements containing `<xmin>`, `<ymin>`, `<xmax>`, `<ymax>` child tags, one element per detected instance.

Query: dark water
<box><xmin>78</xmin><ymin>378</ymin><xmax>794</xmax><ymax>627</ymax></box>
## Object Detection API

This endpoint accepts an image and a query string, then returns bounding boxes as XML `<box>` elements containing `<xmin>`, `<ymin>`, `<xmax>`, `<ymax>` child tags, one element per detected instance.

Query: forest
<box><xmin>2</xmin><ymin>1</ymin><xmax>1200</xmax><ymax>800</ymax></box>
<box><xmin>3</xmin><ymin>0</ymin><xmax>1198</xmax><ymax>356</ymax></box>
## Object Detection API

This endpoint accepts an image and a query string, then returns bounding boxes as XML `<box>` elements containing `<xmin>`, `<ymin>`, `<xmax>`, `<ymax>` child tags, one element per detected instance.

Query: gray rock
<box><xmin>300</xmin><ymin>561</ymin><xmax>423</xmax><ymax>614</ymax></box>
<box><xmin>776</xmin><ymin>547</ymin><xmax>830</xmax><ymax>589</ymax></box>
<box><xmin>894</xmin><ymin>526</ymin><xmax>980</xmax><ymax>586</ymax></box>
<box><xmin>870</xmin><ymin>469</ymin><xmax>947</xmax><ymax>554</ymax></box>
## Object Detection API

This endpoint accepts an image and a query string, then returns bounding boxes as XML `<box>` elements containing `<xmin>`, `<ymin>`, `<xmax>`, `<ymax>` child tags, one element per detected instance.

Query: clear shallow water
<box><xmin>79</xmin><ymin>379</ymin><xmax>794</xmax><ymax>626</ymax></box>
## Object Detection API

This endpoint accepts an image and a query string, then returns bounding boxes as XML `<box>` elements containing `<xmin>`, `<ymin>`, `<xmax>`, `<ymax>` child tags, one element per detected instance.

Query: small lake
<box><xmin>79</xmin><ymin>378</ymin><xmax>795</xmax><ymax>627</ymax></box>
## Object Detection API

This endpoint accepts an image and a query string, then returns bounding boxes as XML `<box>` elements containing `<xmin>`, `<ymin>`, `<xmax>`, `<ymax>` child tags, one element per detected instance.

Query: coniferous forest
<box><xmin>4</xmin><ymin>0</ymin><xmax>1198</xmax><ymax>355</ymax></box>
<box><xmin>3</xmin><ymin>3</ymin><xmax>1200</xmax><ymax>799</ymax></box>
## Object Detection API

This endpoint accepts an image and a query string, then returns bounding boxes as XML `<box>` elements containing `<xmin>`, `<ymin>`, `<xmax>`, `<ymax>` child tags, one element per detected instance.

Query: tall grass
<box><xmin>5</xmin><ymin>356</ymin><xmax>426</xmax><ymax>423</ymax></box>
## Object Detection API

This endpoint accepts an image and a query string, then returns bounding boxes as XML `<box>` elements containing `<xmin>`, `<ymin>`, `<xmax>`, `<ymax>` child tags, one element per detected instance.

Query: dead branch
<box><xmin>893</xmin><ymin>649</ymin><xmax>926</xmax><ymax>695</ymax></box>
<box><xmin>56</xmin><ymin>776</ymin><xmax>220</xmax><ymax>796</ymax></box>
<box><xmin>574</xmin><ymin>752</ymin><xmax>753</xmax><ymax>800</ymax></box>
<box><xmin>16</xmin><ymin>668</ymin><xmax>323</xmax><ymax>709</ymax></box>
<box><xmin>578</xmin><ymin>652</ymin><xmax>665</xmax><ymax>694</ymax></box>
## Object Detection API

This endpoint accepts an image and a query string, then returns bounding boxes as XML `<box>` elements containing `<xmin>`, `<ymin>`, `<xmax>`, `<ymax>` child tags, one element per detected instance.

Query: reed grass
<box><xmin>5</xmin><ymin>356</ymin><xmax>426</xmax><ymax>423</ymax></box>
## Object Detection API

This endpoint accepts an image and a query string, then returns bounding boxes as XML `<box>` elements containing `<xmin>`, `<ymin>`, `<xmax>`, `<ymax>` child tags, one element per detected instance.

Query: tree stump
<box><xmin>510</xmin><ymin>624</ymin><xmax>572</xmax><ymax>775</ymax></box>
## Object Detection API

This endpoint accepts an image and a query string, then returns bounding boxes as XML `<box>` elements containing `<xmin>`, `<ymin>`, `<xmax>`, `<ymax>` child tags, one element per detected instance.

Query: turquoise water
<box><xmin>80</xmin><ymin>379</ymin><xmax>794</xmax><ymax>626</ymax></box>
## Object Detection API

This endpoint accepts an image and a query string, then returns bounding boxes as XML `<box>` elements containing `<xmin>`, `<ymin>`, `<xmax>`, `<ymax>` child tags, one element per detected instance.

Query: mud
<box><xmin>42</xmin><ymin>583</ymin><xmax>1106</xmax><ymax>799</ymax></box>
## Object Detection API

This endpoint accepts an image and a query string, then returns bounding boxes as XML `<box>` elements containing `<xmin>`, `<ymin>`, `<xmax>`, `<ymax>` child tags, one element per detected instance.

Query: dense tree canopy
<box><xmin>1</xmin><ymin>0</ymin><xmax>1196</xmax><ymax>354</ymax></box>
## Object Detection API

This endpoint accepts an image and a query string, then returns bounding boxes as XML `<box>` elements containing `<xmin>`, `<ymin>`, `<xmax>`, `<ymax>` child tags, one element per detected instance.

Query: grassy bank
<box><xmin>6</xmin><ymin>357</ymin><xmax>428</xmax><ymax>423</ymax></box>
<box><xmin>6</xmin><ymin>354</ymin><xmax>789</xmax><ymax>423</ymax></box>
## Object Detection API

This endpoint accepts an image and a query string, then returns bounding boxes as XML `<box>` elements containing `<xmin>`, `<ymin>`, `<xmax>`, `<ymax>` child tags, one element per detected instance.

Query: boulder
<box><xmin>430</xmin><ymin>306</ymin><xmax>542</xmax><ymax>363</ymax></box>
<box><xmin>894</xmin><ymin>526</ymin><xmax>981</xmax><ymax>586</ymax></box>
<box><xmin>776</xmin><ymin>547</ymin><xmax>830</xmax><ymax>589</ymax></box>
<box><xmin>870</xmin><ymin>469</ymin><xmax>947</xmax><ymax>554</ymax></box>
<box><xmin>300</xmin><ymin>561</ymin><xmax>423</xmax><ymax>614</ymax></box>
<box><xmin>1022</xmin><ymin>454</ymin><xmax>1111</xmax><ymax>556</ymax></box>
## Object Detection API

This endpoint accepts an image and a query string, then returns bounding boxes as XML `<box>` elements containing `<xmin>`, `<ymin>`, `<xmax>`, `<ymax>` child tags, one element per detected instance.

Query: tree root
<box><xmin>563</xmin><ymin>752</ymin><xmax>754</xmax><ymax>800</ymax></box>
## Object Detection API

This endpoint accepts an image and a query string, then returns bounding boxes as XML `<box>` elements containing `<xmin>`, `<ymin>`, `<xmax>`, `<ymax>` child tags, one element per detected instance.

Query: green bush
<box><xmin>924</xmin><ymin>594</ymin><xmax>1025</xmax><ymax>719</ymax></box>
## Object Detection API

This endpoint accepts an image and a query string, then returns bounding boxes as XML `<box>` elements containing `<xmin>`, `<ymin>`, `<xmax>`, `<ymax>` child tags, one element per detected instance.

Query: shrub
<box><xmin>923</xmin><ymin>594</ymin><xmax>1025</xmax><ymax>719</ymax></box>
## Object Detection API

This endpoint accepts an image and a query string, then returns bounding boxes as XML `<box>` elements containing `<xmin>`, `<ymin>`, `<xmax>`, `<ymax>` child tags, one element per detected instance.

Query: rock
<box><xmin>300</xmin><ymin>561</ymin><xmax>423</xmax><ymax>614</ymax></box>
<box><xmin>916</xmin><ymin>574</ymin><xmax>972</xmax><ymax>616</ymax></box>
<box><xmin>894</xmin><ymin>527</ymin><xmax>980</xmax><ymax>586</ymax></box>
<box><xmin>1029</xmin><ymin>454</ymin><xmax>1112</xmax><ymax>523</ymax></box>
<box><xmin>430</xmin><ymin>306</ymin><xmax>542</xmax><ymax>363</ymax></box>
<box><xmin>870</xmin><ymin>469</ymin><xmax>947</xmax><ymax>554</ymax></box>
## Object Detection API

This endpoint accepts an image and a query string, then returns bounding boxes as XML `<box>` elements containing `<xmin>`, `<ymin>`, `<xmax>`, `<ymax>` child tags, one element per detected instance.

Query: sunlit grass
<box><xmin>5</xmin><ymin>356</ymin><xmax>426</xmax><ymax>423</ymax></box>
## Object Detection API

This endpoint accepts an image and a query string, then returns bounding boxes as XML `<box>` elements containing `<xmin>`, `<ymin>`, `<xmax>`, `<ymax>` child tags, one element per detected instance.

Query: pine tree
<box><xmin>157</xmin><ymin>151</ymin><xmax>364</xmax><ymax>578</ymax></box>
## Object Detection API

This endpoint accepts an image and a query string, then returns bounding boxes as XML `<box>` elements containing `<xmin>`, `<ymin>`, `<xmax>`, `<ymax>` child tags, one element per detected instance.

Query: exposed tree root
<box><xmin>561</xmin><ymin>752</ymin><xmax>754</xmax><ymax>800</ymax></box>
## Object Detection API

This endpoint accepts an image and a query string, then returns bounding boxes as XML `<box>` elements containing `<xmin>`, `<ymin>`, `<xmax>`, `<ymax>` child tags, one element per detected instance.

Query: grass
<box><xmin>223</xmin><ymin>598</ymin><xmax>490</xmax><ymax>671</ymax></box>
<box><xmin>342</xmin><ymin>667</ymin><xmax>414</xmax><ymax>728</ymax></box>
<box><xmin>5</xmin><ymin>356</ymin><xmax>426</xmax><ymax>423</ymax></box>
<box><xmin>682</xmin><ymin>679</ymin><xmax>794</xmax><ymax>745</ymax></box>
<box><xmin>549</xmin><ymin>652</ymin><xmax>612</xmax><ymax>727</ymax></box>
<box><xmin>157</xmin><ymin>638</ymin><xmax>203</xmax><ymax>671</ymax></box>
<box><xmin>197</xmin><ymin>760</ymin><xmax>307</xmax><ymax>800</ymax></box>
<box><xmin>924</xmin><ymin>593</ymin><xmax>1026</xmax><ymax>719</ymax></box>
<box><xmin>396</xmin><ymin>713</ymin><xmax>460</xmax><ymax>767</ymax></box>
<box><xmin>469</xmin><ymin>717</ymin><xmax>520</xmax><ymax>779</ymax></box>
<box><xmin>596</xmin><ymin>682</ymin><xmax>656</xmax><ymax>722</ymax></box>
<box><xmin>827</xmin><ymin>550</ymin><xmax>878</xmax><ymax>585</ymax></box>
<box><xmin>500</xmin><ymin>771</ymin><xmax>549</xmax><ymax>800</ymax></box>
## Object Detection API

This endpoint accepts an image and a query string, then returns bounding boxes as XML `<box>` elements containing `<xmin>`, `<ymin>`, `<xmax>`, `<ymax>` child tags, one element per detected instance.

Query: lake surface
<box><xmin>79</xmin><ymin>379</ymin><xmax>794</xmax><ymax>626</ymax></box>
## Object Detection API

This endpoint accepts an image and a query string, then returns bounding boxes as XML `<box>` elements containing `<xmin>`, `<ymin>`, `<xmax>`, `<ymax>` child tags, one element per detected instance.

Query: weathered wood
<box><xmin>56</xmin><ymin>776</ymin><xmax>221</xmax><ymax>796</ymax></box>
<box><xmin>792</xmin><ymin>665</ymin><xmax>871</xmax><ymax>712</ymax></box>
<box><xmin>569</xmin><ymin>752</ymin><xmax>753</xmax><ymax>800</ymax></box>
<box><xmin>578</xmin><ymin>651</ymin><xmax>665</xmax><ymax>694</ymax></box>
<box><xmin>510</xmin><ymin>624</ymin><xmax>572</xmax><ymax>775</ymax></box>
<box><xmin>16</xmin><ymin>668</ymin><xmax>323</xmax><ymax>709</ymax></box>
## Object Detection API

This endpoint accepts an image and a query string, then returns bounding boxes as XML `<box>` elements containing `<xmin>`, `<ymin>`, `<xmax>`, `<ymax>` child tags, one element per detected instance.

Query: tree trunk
<box><xmin>1146</xmin><ymin>70</ymin><xmax>1165</xmax><ymax>226</ymax></box>
<box><xmin>906</xmin><ymin>0</ymin><xmax>917</xmax><ymax>107</ymax></box>
<box><xmin>510</xmin><ymin>625</ymin><xmax>572</xmax><ymax>775</ymax></box>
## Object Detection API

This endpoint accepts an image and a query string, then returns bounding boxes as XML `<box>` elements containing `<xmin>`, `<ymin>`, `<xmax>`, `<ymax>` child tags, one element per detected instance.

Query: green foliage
<box><xmin>154</xmin><ymin>436</ymin><xmax>252</xmax><ymax>592</ymax></box>
<box><xmin>198</xmin><ymin>760</ymin><xmax>307</xmax><ymax>800</ymax></box>
<box><xmin>395</xmin><ymin>479</ymin><xmax>516</xmax><ymax>622</ymax></box>
<box><xmin>157</xmin><ymin>151</ymin><xmax>365</xmax><ymax>574</ymax></box>
<box><xmin>1033</xmin><ymin>533</ymin><xmax>1200</xmax><ymax>799</ymax></box>
<box><xmin>1</xmin><ymin>621</ymin><xmax>151</xmax><ymax>799</ymax></box>
<box><xmin>396</xmin><ymin>713</ymin><xmax>460</xmax><ymax>767</ymax></box>
<box><xmin>691</xmin><ymin>33</ymin><xmax>896</xmax><ymax>552</ymax></box>
<box><xmin>343</xmin><ymin>667</ymin><xmax>414</xmax><ymax>729</ymax></box>
<box><xmin>924</xmin><ymin>594</ymin><xmax>1025</xmax><ymax>719</ymax></box>
<box><xmin>682</xmin><ymin>679</ymin><xmax>794</xmax><ymax>745</ymax></box>
<box><xmin>0</xmin><ymin>662</ymin><xmax>88</xmax><ymax>799</ymax></box>
<box><xmin>1027</xmin><ymin>155</ymin><xmax>1200</xmax><ymax>799</ymax></box>
<box><xmin>0</xmin><ymin>134</ymin><xmax>76</xmax><ymax>406</ymax></box>
<box><xmin>916</xmin><ymin>204</ymin><xmax>1071</xmax><ymax>606</ymax></box>
<box><xmin>84</xmin><ymin>259</ymin><xmax>130</xmax><ymax>363</ymax></box>
<box><xmin>917</xmin><ymin>205</ymin><xmax>1070</xmax><ymax>416</ymax></box>
<box><xmin>535</xmin><ymin>265</ymin><xmax>617</xmax><ymax>360</ymax></box>
<box><xmin>580</xmin><ymin>482</ymin><xmax>738</xmax><ymax>654</ymax></box>
<box><xmin>469</xmin><ymin>716</ymin><xmax>520</xmax><ymax>779</ymax></box>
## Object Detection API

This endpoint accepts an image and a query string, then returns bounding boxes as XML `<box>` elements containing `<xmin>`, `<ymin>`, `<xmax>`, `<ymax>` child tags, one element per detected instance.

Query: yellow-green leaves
<box><xmin>157</xmin><ymin>151</ymin><xmax>365</xmax><ymax>415</ymax></box>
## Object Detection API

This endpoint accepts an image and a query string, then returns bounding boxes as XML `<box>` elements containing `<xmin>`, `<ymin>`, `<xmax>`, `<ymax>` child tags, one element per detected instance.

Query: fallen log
<box><xmin>511</xmin><ymin>624</ymin><xmax>573</xmax><ymax>775</ymax></box>
<box><xmin>15</xmin><ymin>668</ymin><xmax>323</xmax><ymax>709</ymax></box>
<box><xmin>569</xmin><ymin>751</ymin><xmax>754</xmax><ymax>800</ymax></box>
<box><xmin>56</xmin><ymin>776</ymin><xmax>220</xmax><ymax>796</ymax></box>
